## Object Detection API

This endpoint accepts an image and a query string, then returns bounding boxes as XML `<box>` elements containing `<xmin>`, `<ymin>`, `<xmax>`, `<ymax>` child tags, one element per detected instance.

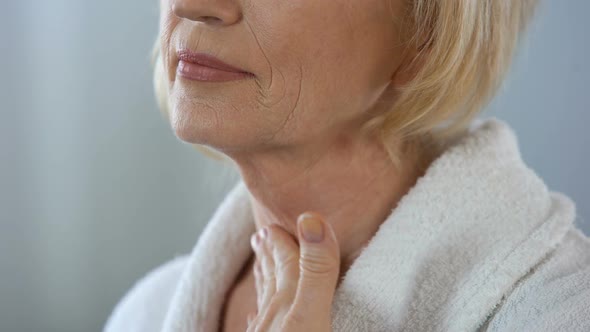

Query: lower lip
<box><xmin>177</xmin><ymin>60</ymin><xmax>253</xmax><ymax>82</ymax></box>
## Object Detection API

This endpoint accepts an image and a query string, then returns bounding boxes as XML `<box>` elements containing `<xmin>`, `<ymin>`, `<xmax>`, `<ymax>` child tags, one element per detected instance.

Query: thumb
<box><xmin>292</xmin><ymin>212</ymin><xmax>341</xmax><ymax>314</ymax></box>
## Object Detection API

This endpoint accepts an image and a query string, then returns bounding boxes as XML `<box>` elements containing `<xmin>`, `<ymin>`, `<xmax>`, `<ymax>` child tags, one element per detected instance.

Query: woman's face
<box><xmin>159</xmin><ymin>0</ymin><xmax>411</xmax><ymax>152</ymax></box>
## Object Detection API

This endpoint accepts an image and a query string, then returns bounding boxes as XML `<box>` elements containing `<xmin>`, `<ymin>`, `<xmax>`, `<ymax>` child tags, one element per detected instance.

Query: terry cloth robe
<box><xmin>104</xmin><ymin>117</ymin><xmax>590</xmax><ymax>332</ymax></box>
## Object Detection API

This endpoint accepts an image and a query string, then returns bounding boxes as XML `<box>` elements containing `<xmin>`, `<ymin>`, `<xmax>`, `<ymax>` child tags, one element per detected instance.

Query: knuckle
<box><xmin>275</xmin><ymin>251</ymin><xmax>299</xmax><ymax>271</ymax></box>
<box><xmin>299</xmin><ymin>251</ymin><xmax>339</xmax><ymax>276</ymax></box>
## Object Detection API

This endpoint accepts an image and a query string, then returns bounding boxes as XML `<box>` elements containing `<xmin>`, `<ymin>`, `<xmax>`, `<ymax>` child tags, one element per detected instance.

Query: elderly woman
<box><xmin>105</xmin><ymin>0</ymin><xmax>590</xmax><ymax>331</ymax></box>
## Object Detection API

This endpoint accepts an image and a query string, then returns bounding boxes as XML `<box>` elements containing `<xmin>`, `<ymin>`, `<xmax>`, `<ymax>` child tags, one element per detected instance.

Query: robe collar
<box><xmin>161</xmin><ymin>117</ymin><xmax>575</xmax><ymax>332</ymax></box>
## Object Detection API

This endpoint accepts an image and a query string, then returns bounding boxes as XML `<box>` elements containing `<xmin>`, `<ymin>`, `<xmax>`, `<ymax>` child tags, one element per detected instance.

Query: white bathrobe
<box><xmin>104</xmin><ymin>117</ymin><xmax>590</xmax><ymax>332</ymax></box>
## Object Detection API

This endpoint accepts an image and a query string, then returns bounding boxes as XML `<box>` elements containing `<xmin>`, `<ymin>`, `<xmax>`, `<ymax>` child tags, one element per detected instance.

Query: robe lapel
<box><xmin>330</xmin><ymin>118</ymin><xmax>575</xmax><ymax>331</ymax></box>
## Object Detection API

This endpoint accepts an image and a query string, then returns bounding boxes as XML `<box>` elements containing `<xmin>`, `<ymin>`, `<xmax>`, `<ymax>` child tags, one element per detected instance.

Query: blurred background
<box><xmin>0</xmin><ymin>1</ymin><xmax>588</xmax><ymax>331</ymax></box>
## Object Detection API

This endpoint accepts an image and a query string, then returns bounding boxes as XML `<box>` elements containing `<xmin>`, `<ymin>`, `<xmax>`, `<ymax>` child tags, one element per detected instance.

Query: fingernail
<box><xmin>298</xmin><ymin>213</ymin><xmax>324</xmax><ymax>243</ymax></box>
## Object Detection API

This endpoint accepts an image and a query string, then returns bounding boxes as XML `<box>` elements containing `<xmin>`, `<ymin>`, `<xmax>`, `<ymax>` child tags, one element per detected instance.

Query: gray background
<box><xmin>0</xmin><ymin>1</ymin><xmax>588</xmax><ymax>331</ymax></box>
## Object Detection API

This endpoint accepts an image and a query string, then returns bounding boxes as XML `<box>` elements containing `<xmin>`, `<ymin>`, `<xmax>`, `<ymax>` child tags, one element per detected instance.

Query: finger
<box><xmin>292</xmin><ymin>212</ymin><xmax>340</xmax><ymax>318</ymax></box>
<box><xmin>251</xmin><ymin>232</ymin><xmax>264</xmax><ymax>310</ymax></box>
<box><xmin>253</xmin><ymin>227</ymin><xmax>276</xmax><ymax>310</ymax></box>
<box><xmin>253</xmin><ymin>259</ymin><xmax>263</xmax><ymax>310</ymax></box>
<box><xmin>267</xmin><ymin>224</ymin><xmax>300</xmax><ymax>297</ymax></box>
<box><xmin>253</xmin><ymin>225</ymin><xmax>302</xmax><ymax>332</ymax></box>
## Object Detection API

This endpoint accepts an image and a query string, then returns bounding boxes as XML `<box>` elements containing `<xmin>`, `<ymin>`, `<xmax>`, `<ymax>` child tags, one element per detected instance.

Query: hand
<box><xmin>247</xmin><ymin>212</ymin><xmax>341</xmax><ymax>332</ymax></box>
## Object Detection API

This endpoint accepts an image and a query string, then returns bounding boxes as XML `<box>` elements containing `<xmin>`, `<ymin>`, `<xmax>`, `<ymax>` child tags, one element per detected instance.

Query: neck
<box><xmin>227</xmin><ymin>130</ymin><xmax>437</xmax><ymax>278</ymax></box>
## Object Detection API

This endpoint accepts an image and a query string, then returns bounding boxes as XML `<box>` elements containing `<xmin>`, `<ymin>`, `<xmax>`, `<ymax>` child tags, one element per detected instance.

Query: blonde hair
<box><xmin>151</xmin><ymin>0</ymin><xmax>539</xmax><ymax>167</ymax></box>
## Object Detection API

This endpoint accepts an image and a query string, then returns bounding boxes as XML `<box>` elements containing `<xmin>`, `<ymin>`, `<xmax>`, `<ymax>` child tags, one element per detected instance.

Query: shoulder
<box><xmin>485</xmin><ymin>226</ymin><xmax>590</xmax><ymax>332</ymax></box>
<box><xmin>103</xmin><ymin>255</ymin><xmax>189</xmax><ymax>332</ymax></box>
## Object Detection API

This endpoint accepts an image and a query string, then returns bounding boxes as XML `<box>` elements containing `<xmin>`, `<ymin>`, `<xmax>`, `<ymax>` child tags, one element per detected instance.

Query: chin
<box><xmin>170</xmin><ymin>116</ymin><xmax>261</xmax><ymax>153</ymax></box>
<box><xmin>172</xmin><ymin>123</ymin><xmax>211</xmax><ymax>145</ymax></box>
<box><xmin>168</xmin><ymin>101</ymin><xmax>224</xmax><ymax>142</ymax></box>
<box><xmin>168</xmin><ymin>101</ymin><xmax>290</xmax><ymax>152</ymax></box>
<box><xmin>171</xmin><ymin>120</ymin><xmax>230</xmax><ymax>148</ymax></box>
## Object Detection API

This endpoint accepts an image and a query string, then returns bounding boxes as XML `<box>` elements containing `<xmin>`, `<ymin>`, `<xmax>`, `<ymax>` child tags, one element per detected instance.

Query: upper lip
<box><xmin>177</xmin><ymin>49</ymin><xmax>250</xmax><ymax>73</ymax></box>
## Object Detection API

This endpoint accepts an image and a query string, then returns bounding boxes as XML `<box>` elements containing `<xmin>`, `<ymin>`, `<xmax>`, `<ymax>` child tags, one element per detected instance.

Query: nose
<box><xmin>171</xmin><ymin>0</ymin><xmax>242</xmax><ymax>26</ymax></box>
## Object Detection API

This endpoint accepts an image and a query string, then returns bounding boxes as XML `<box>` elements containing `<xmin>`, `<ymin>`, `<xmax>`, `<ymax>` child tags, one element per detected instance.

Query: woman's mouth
<box><xmin>176</xmin><ymin>50</ymin><xmax>254</xmax><ymax>82</ymax></box>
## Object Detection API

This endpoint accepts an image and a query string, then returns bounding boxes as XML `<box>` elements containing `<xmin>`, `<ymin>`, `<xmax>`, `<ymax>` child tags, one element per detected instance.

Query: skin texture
<box><xmin>159</xmin><ymin>0</ymin><xmax>437</xmax><ymax>330</ymax></box>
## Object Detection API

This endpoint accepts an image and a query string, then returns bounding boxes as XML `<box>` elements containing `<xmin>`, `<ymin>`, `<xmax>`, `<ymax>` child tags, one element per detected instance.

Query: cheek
<box><xmin>241</xmin><ymin>3</ymin><xmax>352</xmax><ymax>124</ymax></box>
<box><xmin>251</xmin><ymin>1</ymin><xmax>400</xmax><ymax>122</ymax></box>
